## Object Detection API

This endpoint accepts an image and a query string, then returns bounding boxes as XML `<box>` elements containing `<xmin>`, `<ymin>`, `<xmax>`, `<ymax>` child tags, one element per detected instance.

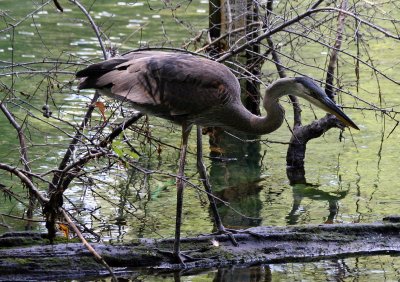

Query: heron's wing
<box><xmin>77</xmin><ymin>52</ymin><xmax>239</xmax><ymax>119</ymax></box>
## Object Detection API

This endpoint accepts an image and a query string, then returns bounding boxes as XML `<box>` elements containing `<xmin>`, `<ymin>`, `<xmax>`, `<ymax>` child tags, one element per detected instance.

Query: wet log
<box><xmin>1</xmin><ymin>221</ymin><xmax>400</xmax><ymax>280</ymax></box>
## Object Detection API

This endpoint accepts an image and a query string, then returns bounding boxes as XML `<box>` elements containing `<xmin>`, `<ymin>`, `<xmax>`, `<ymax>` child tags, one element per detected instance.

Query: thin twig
<box><xmin>68</xmin><ymin>0</ymin><xmax>107</xmax><ymax>59</ymax></box>
<box><xmin>0</xmin><ymin>163</ymin><xmax>48</xmax><ymax>204</ymax></box>
<box><xmin>216</xmin><ymin>6</ymin><xmax>400</xmax><ymax>63</ymax></box>
<box><xmin>0</xmin><ymin>0</ymin><xmax>53</xmax><ymax>33</ymax></box>
<box><xmin>61</xmin><ymin>209</ymin><xmax>117</xmax><ymax>281</ymax></box>
<box><xmin>53</xmin><ymin>0</ymin><xmax>63</xmax><ymax>12</ymax></box>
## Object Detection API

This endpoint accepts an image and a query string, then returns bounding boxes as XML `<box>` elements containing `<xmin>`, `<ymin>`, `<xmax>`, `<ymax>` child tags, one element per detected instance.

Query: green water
<box><xmin>1</xmin><ymin>0</ymin><xmax>400</xmax><ymax>280</ymax></box>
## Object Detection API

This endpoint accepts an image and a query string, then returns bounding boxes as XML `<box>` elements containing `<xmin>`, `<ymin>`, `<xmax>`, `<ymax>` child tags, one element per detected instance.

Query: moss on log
<box><xmin>1</xmin><ymin>222</ymin><xmax>400</xmax><ymax>280</ymax></box>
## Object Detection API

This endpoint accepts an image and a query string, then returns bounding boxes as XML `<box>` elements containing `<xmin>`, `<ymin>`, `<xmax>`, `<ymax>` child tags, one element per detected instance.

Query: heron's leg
<box><xmin>196</xmin><ymin>126</ymin><xmax>238</xmax><ymax>246</ymax></box>
<box><xmin>173</xmin><ymin>122</ymin><xmax>192</xmax><ymax>262</ymax></box>
<box><xmin>159</xmin><ymin>124</ymin><xmax>216</xmax><ymax>264</ymax></box>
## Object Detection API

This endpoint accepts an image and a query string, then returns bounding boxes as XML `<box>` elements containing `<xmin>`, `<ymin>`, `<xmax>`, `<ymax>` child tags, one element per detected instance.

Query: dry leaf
<box><xmin>58</xmin><ymin>223</ymin><xmax>69</xmax><ymax>238</ymax></box>
<box><xmin>94</xmin><ymin>101</ymin><xmax>107</xmax><ymax>122</ymax></box>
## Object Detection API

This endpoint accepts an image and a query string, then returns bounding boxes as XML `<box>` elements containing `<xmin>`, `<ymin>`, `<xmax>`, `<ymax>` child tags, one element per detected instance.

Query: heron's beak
<box><xmin>322</xmin><ymin>97</ymin><xmax>359</xmax><ymax>130</ymax></box>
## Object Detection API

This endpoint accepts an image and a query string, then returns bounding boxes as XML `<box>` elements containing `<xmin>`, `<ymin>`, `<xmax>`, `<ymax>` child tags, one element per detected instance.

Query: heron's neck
<box><xmin>245</xmin><ymin>79</ymin><xmax>295</xmax><ymax>135</ymax></box>
<box><xmin>215</xmin><ymin>80</ymin><xmax>291</xmax><ymax>135</ymax></box>
<box><xmin>251</xmin><ymin>97</ymin><xmax>285</xmax><ymax>135</ymax></box>
<box><xmin>228</xmin><ymin>93</ymin><xmax>285</xmax><ymax>135</ymax></box>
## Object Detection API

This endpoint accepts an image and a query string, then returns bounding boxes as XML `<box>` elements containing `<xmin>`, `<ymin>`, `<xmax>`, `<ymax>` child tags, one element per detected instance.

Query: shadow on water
<box><xmin>206</xmin><ymin>128</ymin><xmax>263</xmax><ymax>229</ymax></box>
<box><xmin>125</xmin><ymin>265</ymin><xmax>273</xmax><ymax>282</ymax></box>
<box><xmin>211</xmin><ymin>265</ymin><xmax>272</xmax><ymax>282</ymax></box>
<box><xmin>122</xmin><ymin>254</ymin><xmax>400</xmax><ymax>281</ymax></box>
<box><xmin>205</xmin><ymin>128</ymin><xmax>350</xmax><ymax>229</ymax></box>
<box><xmin>286</xmin><ymin>184</ymin><xmax>348</xmax><ymax>225</ymax></box>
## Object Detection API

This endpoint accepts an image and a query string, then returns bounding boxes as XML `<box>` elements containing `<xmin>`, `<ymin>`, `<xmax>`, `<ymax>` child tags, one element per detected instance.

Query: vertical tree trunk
<box><xmin>244</xmin><ymin>1</ymin><xmax>261</xmax><ymax>115</ymax></box>
<box><xmin>206</xmin><ymin>0</ymin><xmax>263</xmax><ymax>227</ymax></box>
<box><xmin>209</xmin><ymin>0</ymin><xmax>260</xmax><ymax>113</ymax></box>
<box><xmin>206</xmin><ymin>0</ymin><xmax>261</xmax><ymax>157</ymax></box>
<box><xmin>209</xmin><ymin>0</ymin><xmax>222</xmax><ymax>55</ymax></box>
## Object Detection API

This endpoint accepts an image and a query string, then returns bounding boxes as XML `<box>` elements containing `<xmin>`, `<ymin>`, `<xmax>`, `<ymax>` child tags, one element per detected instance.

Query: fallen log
<box><xmin>1</xmin><ymin>221</ymin><xmax>400</xmax><ymax>280</ymax></box>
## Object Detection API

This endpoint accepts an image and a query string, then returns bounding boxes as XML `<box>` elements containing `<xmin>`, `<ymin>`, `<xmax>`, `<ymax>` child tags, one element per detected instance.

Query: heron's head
<box><xmin>290</xmin><ymin>77</ymin><xmax>359</xmax><ymax>130</ymax></box>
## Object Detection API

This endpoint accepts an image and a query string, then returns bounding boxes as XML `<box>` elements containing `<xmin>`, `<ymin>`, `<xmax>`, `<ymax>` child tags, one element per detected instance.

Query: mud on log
<box><xmin>1</xmin><ymin>222</ymin><xmax>400</xmax><ymax>280</ymax></box>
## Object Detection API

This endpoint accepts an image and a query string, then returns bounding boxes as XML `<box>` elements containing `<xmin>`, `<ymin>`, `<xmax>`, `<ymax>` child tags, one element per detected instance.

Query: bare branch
<box><xmin>61</xmin><ymin>209</ymin><xmax>117</xmax><ymax>280</ymax></box>
<box><xmin>0</xmin><ymin>163</ymin><xmax>48</xmax><ymax>204</ymax></box>
<box><xmin>0</xmin><ymin>0</ymin><xmax>53</xmax><ymax>33</ymax></box>
<box><xmin>53</xmin><ymin>0</ymin><xmax>64</xmax><ymax>12</ymax></box>
<box><xmin>68</xmin><ymin>0</ymin><xmax>107</xmax><ymax>59</ymax></box>
<box><xmin>217</xmin><ymin>6</ymin><xmax>400</xmax><ymax>63</ymax></box>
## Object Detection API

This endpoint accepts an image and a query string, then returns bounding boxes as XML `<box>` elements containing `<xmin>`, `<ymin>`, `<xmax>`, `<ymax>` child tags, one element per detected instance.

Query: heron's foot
<box><xmin>156</xmin><ymin>248</ymin><xmax>214</xmax><ymax>266</ymax></box>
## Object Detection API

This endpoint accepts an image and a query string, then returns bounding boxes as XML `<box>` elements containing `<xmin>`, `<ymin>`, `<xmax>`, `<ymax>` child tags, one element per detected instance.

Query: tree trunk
<box><xmin>206</xmin><ymin>0</ymin><xmax>261</xmax><ymax>158</ymax></box>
